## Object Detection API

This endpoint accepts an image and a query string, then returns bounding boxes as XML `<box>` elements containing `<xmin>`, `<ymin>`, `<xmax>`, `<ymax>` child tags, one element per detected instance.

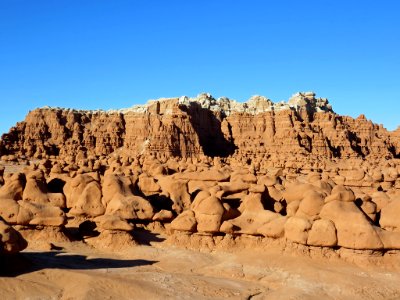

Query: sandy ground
<box><xmin>1</xmin><ymin>235</ymin><xmax>400</xmax><ymax>300</ymax></box>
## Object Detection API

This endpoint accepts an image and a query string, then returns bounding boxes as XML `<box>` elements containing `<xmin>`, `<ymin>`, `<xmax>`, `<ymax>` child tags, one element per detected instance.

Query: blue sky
<box><xmin>0</xmin><ymin>0</ymin><xmax>399</xmax><ymax>134</ymax></box>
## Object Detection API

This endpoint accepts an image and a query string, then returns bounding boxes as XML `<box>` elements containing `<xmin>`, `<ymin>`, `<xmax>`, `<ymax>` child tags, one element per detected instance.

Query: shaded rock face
<box><xmin>0</xmin><ymin>218</ymin><xmax>27</xmax><ymax>254</ymax></box>
<box><xmin>1</xmin><ymin>93</ymin><xmax>398</xmax><ymax>161</ymax></box>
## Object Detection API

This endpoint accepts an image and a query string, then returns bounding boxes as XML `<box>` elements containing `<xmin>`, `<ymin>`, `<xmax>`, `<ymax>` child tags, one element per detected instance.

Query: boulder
<box><xmin>0</xmin><ymin>218</ymin><xmax>28</xmax><ymax>254</ymax></box>
<box><xmin>296</xmin><ymin>190</ymin><xmax>324</xmax><ymax>218</ymax></box>
<box><xmin>152</xmin><ymin>209</ymin><xmax>174</xmax><ymax>222</ymax></box>
<box><xmin>19</xmin><ymin>201</ymin><xmax>66</xmax><ymax>226</ymax></box>
<box><xmin>157</xmin><ymin>176</ymin><xmax>191</xmax><ymax>213</ymax></box>
<box><xmin>319</xmin><ymin>200</ymin><xmax>383</xmax><ymax>249</ymax></box>
<box><xmin>69</xmin><ymin>181</ymin><xmax>104</xmax><ymax>217</ymax></box>
<box><xmin>257</xmin><ymin>215</ymin><xmax>287</xmax><ymax>238</ymax></box>
<box><xmin>170</xmin><ymin>210</ymin><xmax>197</xmax><ymax>232</ymax></box>
<box><xmin>284</xmin><ymin>217</ymin><xmax>312</xmax><ymax>245</ymax></box>
<box><xmin>105</xmin><ymin>194</ymin><xmax>154</xmax><ymax>220</ymax></box>
<box><xmin>324</xmin><ymin>185</ymin><xmax>355</xmax><ymax>203</ymax></box>
<box><xmin>137</xmin><ymin>174</ymin><xmax>161</xmax><ymax>196</ymax></box>
<box><xmin>0</xmin><ymin>173</ymin><xmax>26</xmax><ymax>200</ymax></box>
<box><xmin>94</xmin><ymin>215</ymin><xmax>133</xmax><ymax>231</ymax></box>
<box><xmin>192</xmin><ymin>195</ymin><xmax>225</xmax><ymax>233</ymax></box>
<box><xmin>380</xmin><ymin>197</ymin><xmax>400</xmax><ymax>232</ymax></box>
<box><xmin>307</xmin><ymin>219</ymin><xmax>337</xmax><ymax>247</ymax></box>
<box><xmin>102</xmin><ymin>174</ymin><xmax>134</xmax><ymax>205</ymax></box>
<box><xmin>64</xmin><ymin>174</ymin><xmax>97</xmax><ymax>208</ymax></box>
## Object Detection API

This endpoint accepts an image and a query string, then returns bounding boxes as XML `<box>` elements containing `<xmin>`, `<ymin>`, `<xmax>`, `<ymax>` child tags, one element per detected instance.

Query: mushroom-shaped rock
<box><xmin>22</xmin><ymin>170</ymin><xmax>49</xmax><ymax>204</ymax></box>
<box><xmin>0</xmin><ymin>198</ymin><xmax>29</xmax><ymax>224</ymax></box>
<box><xmin>22</xmin><ymin>172</ymin><xmax>67</xmax><ymax>208</ymax></box>
<box><xmin>229</xmin><ymin>200</ymin><xmax>280</xmax><ymax>236</ymax></box>
<box><xmin>238</xmin><ymin>193</ymin><xmax>264</xmax><ymax>213</ymax></box>
<box><xmin>192</xmin><ymin>195</ymin><xmax>225</xmax><ymax>233</ymax></box>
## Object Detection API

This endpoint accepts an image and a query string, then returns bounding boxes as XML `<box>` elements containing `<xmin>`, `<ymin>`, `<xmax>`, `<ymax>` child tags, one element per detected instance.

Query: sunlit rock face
<box><xmin>0</xmin><ymin>92</ymin><xmax>398</xmax><ymax>162</ymax></box>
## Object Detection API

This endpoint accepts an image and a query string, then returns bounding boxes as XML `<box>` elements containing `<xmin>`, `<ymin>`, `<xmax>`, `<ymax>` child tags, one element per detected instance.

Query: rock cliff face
<box><xmin>1</xmin><ymin>92</ymin><xmax>399</xmax><ymax>162</ymax></box>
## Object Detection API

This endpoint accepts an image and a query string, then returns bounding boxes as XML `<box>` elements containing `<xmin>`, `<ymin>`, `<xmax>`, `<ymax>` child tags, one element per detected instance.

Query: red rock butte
<box><xmin>1</xmin><ymin>92</ymin><xmax>399</xmax><ymax>161</ymax></box>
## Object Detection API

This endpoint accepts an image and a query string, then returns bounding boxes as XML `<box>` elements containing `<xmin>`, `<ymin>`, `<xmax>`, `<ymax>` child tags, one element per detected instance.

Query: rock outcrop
<box><xmin>0</xmin><ymin>218</ymin><xmax>27</xmax><ymax>254</ymax></box>
<box><xmin>1</xmin><ymin>92</ymin><xmax>398</xmax><ymax>162</ymax></box>
<box><xmin>0</xmin><ymin>92</ymin><xmax>399</xmax><ymax>254</ymax></box>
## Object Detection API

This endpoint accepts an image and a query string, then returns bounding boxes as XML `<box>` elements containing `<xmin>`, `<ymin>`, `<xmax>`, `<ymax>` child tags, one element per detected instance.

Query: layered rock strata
<box><xmin>1</xmin><ymin>92</ymin><xmax>398</xmax><ymax>162</ymax></box>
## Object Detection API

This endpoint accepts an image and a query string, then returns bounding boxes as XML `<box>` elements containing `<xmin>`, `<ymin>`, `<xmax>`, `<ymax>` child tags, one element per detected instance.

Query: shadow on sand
<box><xmin>0</xmin><ymin>251</ymin><xmax>157</xmax><ymax>277</ymax></box>
<box><xmin>131</xmin><ymin>227</ymin><xmax>166</xmax><ymax>246</ymax></box>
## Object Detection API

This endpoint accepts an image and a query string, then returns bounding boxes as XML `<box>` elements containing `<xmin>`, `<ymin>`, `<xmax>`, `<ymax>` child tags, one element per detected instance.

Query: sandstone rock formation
<box><xmin>1</xmin><ymin>92</ymin><xmax>398</xmax><ymax>162</ymax></box>
<box><xmin>0</xmin><ymin>218</ymin><xmax>27</xmax><ymax>254</ymax></box>
<box><xmin>0</xmin><ymin>92</ymin><xmax>399</xmax><ymax>254</ymax></box>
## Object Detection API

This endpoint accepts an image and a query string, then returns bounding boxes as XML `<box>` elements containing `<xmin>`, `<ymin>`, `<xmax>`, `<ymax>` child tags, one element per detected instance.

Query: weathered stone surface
<box><xmin>0</xmin><ymin>218</ymin><xmax>27</xmax><ymax>254</ymax></box>
<box><xmin>307</xmin><ymin>219</ymin><xmax>337</xmax><ymax>247</ymax></box>
<box><xmin>319</xmin><ymin>201</ymin><xmax>383</xmax><ymax>250</ymax></box>
<box><xmin>170</xmin><ymin>210</ymin><xmax>197</xmax><ymax>232</ymax></box>
<box><xmin>0</xmin><ymin>92</ymin><xmax>399</xmax><ymax>254</ymax></box>
<box><xmin>284</xmin><ymin>217</ymin><xmax>312</xmax><ymax>245</ymax></box>
<box><xmin>1</xmin><ymin>93</ymin><xmax>398</xmax><ymax>161</ymax></box>
<box><xmin>257</xmin><ymin>215</ymin><xmax>287</xmax><ymax>238</ymax></box>
<box><xmin>380</xmin><ymin>197</ymin><xmax>400</xmax><ymax>232</ymax></box>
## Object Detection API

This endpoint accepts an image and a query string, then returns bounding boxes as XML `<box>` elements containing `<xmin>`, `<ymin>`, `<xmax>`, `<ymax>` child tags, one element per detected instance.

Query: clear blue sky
<box><xmin>0</xmin><ymin>0</ymin><xmax>399</xmax><ymax>135</ymax></box>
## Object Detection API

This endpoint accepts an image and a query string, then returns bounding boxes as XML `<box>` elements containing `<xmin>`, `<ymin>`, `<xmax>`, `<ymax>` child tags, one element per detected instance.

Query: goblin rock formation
<box><xmin>0</xmin><ymin>92</ymin><xmax>399</xmax><ymax>256</ymax></box>
<box><xmin>0</xmin><ymin>217</ymin><xmax>27</xmax><ymax>254</ymax></box>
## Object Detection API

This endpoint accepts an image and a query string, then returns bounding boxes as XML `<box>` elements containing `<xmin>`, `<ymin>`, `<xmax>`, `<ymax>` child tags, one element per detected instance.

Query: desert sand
<box><xmin>0</xmin><ymin>92</ymin><xmax>399</xmax><ymax>299</ymax></box>
<box><xmin>2</xmin><ymin>231</ymin><xmax>400</xmax><ymax>300</ymax></box>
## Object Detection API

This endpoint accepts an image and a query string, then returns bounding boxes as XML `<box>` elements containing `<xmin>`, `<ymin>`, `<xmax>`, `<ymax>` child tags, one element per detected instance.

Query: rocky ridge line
<box><xmin>0</xmin><ymin>91</ymin><xmax>398</xmax><ymax>162</ymax></box>
<box><xmin>41</xmin><ymin>91</ymin><xmax>333</xmax><ymax>116</ymax></box>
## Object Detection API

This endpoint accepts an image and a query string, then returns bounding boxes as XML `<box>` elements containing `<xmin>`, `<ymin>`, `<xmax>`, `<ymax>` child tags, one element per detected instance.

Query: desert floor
<box><xmin>1</xmin><ymin>230</ymin><xmax>400</xmax><ymax>300</ymax></box>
